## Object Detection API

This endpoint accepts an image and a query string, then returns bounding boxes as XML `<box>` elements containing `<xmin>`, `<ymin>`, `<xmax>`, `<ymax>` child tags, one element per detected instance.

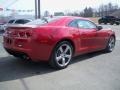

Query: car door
<box><xmin>77</xmin><ymin>20</ymin><xmax>100</xmax><ymax>53</ymax></box>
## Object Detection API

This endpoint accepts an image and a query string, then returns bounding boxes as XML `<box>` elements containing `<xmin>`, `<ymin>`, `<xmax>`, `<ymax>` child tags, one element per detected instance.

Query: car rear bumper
<box><xmin>3</xmin><ymin>36</ymin><xmax>52</xmax><ymax>62</ymax></box>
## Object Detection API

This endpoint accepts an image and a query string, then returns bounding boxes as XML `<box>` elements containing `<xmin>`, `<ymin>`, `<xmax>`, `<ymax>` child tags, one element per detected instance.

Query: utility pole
<box><xmin>35</xmin><ymin>0</ymin><xmax>41</xmax><ymax>19</ymax></box>
<box><xmin>35</xmin><ymin>0</ymin><xmax>38</xmax><ymax>19</ymax></box>
<box><xmin>38</xmin><ymin>0</ymin><xmax>41</xmax><ymax>18</ymax></box>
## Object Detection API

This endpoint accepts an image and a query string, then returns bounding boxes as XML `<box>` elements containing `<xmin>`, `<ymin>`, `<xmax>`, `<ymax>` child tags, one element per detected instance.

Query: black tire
<box><xmin>104</xmin><ymin>22</ymin><xmax>107</xmax><ymax>25</ymax></box>
<box><xmin>98</xmin><ymin>21</ymin><xmax>101</xmax><ymax>24</ymax></box>
<box><xmin>104</xmin><ymin>36</ymin><xmax>115</xmax><ymax>52</ymax></box>
<box><xmin>110</xmin><ymin>22</ymin><xmax>114</xmax><ymax>25</ymax></box>
<box><xmin>116</xmin><ymin>22</ymin><xmax>119</xmax><ymax>25</ymax></box>
<box><xmin>49</xmin><ymin>41</ymin><xmax>73</xmax><ymax>69</ymax></box>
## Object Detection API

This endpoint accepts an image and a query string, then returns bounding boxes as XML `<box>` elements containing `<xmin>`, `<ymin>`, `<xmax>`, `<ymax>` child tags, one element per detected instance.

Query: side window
<box><xmin>23</xmin><ymin>20</ymin><xmax>30</xmax><ymax>24</ymax></box>
<box><xmin>8</xmin><ymin>20</ymin><xmax>15</xmax><ymax>24</ymax></box>
<box><xmin>15</xmin><ymin>19</ymin><xmax>30</xmax><ymax>24</ymax></box>
<box><xmin>68</xmin><ymin>20</ymin><xmax>78</xmax><ymax>28</ymax></box>
<box><xmin>15</xmin><ymin>20</ymin><xmax>25</xmax><ymax>24</ymax></box>
<box><xmin>77</xmin><ymin>20</ymin><xmax>97</xmax><ymax>29</ymax></box>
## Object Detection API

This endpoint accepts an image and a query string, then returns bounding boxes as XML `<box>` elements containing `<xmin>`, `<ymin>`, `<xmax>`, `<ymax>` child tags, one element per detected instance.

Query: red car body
<box><xmin>3</xmin><ymin>16</ymin><xmax>115</xmax><ymax>62</ymax></box>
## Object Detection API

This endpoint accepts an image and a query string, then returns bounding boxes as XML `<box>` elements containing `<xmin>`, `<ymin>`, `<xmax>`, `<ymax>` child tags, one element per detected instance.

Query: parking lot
<box><xmin>0</xmin><ymin>25</ymin><xmax>120</xmax><ymax>90</ymax></box>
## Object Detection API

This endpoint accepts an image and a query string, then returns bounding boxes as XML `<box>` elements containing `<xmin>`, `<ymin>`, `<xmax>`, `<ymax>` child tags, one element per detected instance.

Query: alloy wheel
<box><xmin>55</xmin><ymin>44</ymin><xmax>72</xmax><ymax>67</ymax></box>
<box><xmin>108</xmin><ymin>37</ymin><xmax>115</xmax><ymax>51</ymax></box>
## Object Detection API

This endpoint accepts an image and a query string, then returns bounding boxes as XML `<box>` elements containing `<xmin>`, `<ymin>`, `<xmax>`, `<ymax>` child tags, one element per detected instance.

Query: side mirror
<box><xmin>97</xmin><ymin>26</ymin><xmax>103</xmax><ymax>31</ymax></box>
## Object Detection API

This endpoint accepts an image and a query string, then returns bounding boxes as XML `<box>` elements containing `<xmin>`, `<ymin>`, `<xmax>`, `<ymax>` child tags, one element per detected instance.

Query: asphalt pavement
<box><xmin>0</xmin><ymin>25</ymin><xmax>120</xmax><ymax>90</ymax></box>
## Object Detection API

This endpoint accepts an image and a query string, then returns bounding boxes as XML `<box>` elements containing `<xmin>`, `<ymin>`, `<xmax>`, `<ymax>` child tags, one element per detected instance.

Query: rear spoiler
<box><xmin>7</xmin><ymin>24</ymin><xmax>38</xmax><ymax>28</ymax></box>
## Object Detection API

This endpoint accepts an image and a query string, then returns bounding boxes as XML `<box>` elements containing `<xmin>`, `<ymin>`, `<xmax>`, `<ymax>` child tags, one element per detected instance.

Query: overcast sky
<box><xmin>0</xmin><ymin>0</ymin><xmax>120</xmax><ymax>15</ymax></box>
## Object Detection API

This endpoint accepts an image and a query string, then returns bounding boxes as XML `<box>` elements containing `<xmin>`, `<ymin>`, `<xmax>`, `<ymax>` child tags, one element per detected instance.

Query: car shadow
<box><xmin>0</xmin><ymin>56</ymin><xmax>57</xmax><ymax>82</ymax></box>
<box><xmin>71</xmin><ymin>51</ymin><xmax>106</xmax><ymax>64</ymax></box>
<box><xmin>0</xmin><ymin>51</ymin><xmax>106</xmax><ymax>82</ymax></box>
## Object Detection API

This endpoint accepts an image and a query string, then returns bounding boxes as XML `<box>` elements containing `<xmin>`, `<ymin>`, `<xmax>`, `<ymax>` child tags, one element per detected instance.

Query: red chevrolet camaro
<box><xmin>3</xmin><ymin>16</ymin><xmax>116</xmax><ymax>69</ymax></box>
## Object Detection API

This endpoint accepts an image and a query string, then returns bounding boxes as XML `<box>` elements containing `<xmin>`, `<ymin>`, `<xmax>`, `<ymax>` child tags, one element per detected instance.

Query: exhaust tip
<box><xmin>22</xmin><ymin>55</ymin><xmax>30</xmax><ymax>60</ymax></box>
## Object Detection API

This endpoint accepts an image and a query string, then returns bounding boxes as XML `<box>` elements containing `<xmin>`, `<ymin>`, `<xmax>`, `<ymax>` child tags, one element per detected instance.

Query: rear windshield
<box><xmin>26</xmin><ymin>17</ymin><xmax>61</xmax><ymax>25</ymax></box>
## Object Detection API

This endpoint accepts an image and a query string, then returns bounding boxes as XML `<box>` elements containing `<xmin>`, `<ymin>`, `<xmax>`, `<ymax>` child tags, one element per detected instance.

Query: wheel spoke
<box><xmin>64</xmin><ymin>46</ymin><xmax>70</xmax><ymax>53</ymax></box>
<box><xmin>59</xmin><ymin>47</ymin><xmax>64</xmax><ymax>53</ymax></box>
<box><xmin>65</xmin><ymin>54</ymin><xmax>71</xmax><ymax>59</ymax></box>
<box><xmin>109</xmin><ymin>43</ymin><xmax>112</xmax><ymax>48</ymax></box>
<box><xmin>62</xmin><ymin>58</ymin><xmax>66</xmax><ymax>65</ymax></box>
<box><xmin>56</xmin><ymin>56</ymin><xmax>62</xmax><ymax>61</ymax></box>
<box><xmin>109</xmin><ymin>37</ymin><xmax>115</xmax><ymax>50</ymax></box>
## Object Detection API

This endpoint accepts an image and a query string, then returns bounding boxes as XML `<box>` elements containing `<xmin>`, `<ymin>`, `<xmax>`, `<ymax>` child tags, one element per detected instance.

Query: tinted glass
<box><xmin>8</xmin><ymin>20</ymin><xmax>15</xmax><ymax>24</ymax></box>
<box><xmin>15</xmin><ymin>19</ymin><xmax>30</xmax><ymax>24</ymax></box>
<box><xmin>15</xmin><ymin>20</ymin><xmax>24</xmax><ymax>24</ymax></box>
<box><xmin>23</xmin><ymin>20</ymin><xmax>31</xmax><ymax>24</ymax></box>
<box><xmin>105</xmin><ymin>16</ymin><xmax>115</xmax><ymax>18</ymax></box>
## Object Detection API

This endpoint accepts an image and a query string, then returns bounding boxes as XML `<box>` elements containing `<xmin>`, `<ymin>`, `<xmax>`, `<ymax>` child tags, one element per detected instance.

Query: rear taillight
<box><xmin>25</xmin><ymin>32</ymin><xmax>32</xmax><ymax>37</ymax></box>
<box><xmin>5</xmin><ymin>27</ymin><xmax>32</xmax><ymax>38</ymax></box>
<box><xmin>16</xmin><ymin>31</ymin><xmax>32</xmax><ymax>38</ymax></box>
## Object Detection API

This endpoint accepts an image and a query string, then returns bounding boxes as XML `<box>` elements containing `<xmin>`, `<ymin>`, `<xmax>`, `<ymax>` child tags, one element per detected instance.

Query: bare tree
<box><xmin>98</xmin><ymin>3</ymin><xmax>119</xmax><ymax>17</ymax></box>
<box><xmin>83</xmin><ymin>7</ymin><xmax>93</xmax><ymax>17</ymax></box>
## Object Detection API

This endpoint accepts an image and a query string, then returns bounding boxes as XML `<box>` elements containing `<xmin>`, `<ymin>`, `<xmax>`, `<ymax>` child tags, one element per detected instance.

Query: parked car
<box><xmin>3</xmin><ymin>16</ymin><xmax>116</xmax><ymax>69</ymax></box>
<box><xmin>0</xmin><ymin>23</ymin><xmax>4</xmax><ymax>32</ymax></box>
<box><xmin>3</xmin><ymin>19</ymin><xmax>32</xmax><ymax>31</ymax></box>
<box><xmin>98</xmin><ymin>16</ymin><xmax>120</xmax><ymax>25</ymax></box>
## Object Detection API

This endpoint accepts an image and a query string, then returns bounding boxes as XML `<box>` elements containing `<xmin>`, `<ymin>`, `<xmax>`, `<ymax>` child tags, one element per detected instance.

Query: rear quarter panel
<box><xmin>31</xmin><ymin>26</ymin><xmax>80</xmax><ymax>60</ymax></box>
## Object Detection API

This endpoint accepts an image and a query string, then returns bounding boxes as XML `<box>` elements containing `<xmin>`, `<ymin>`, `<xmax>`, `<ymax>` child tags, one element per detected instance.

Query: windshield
<box><xmin>26</xmin><ymin>17</ymin><xmax>62</xmax><ymax>25</ymax></box>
